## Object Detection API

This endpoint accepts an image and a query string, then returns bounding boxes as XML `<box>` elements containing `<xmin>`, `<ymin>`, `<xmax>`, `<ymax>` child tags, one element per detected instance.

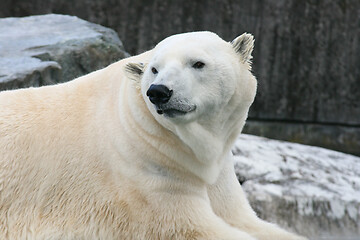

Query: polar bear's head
<box><xmin>126</xmin><ymin>32</ymin><xmax>257</xmax><ymax>183</ymax></box>
<box><xmin>128</xmin><ymin>32</ymin><xmax>256</xmax><ymax>124</ymax></box>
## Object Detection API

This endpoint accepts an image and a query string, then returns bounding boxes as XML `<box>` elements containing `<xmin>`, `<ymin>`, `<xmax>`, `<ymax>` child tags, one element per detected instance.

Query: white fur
<box><xmin>0</xmin><ymin>32</ymin><xmax>307</xmax><ymax>239</ymax></box>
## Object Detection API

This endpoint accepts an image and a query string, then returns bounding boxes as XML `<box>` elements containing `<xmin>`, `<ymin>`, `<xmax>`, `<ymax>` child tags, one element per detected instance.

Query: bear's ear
<box><xmin>125</xmin><ymin>62</ymin><xmax>145</xmax><ymax>82</ymax></box>
<box><xmin>231</xmin><ymin>33</ymin><xmax>255</xmax><ymax>64</ymax></box>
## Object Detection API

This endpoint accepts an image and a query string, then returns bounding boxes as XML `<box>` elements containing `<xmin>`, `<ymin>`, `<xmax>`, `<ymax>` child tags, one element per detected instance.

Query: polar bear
<box><xmin>0</xmin><ymin>31</ymin><xmax>306</xmax><ymax>240</ymax></box>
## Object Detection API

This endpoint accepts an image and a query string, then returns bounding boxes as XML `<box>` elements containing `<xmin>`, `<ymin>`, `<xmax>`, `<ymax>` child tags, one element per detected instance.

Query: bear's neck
<box><xmin>117</xmin><ymin>79</ymin><xmax>239</xmax><ymax>185</ymax></box>
<box><xmin>172</xmin><ymin>109</ymin><xmax>247</xmax><ymax>184</ymax></box>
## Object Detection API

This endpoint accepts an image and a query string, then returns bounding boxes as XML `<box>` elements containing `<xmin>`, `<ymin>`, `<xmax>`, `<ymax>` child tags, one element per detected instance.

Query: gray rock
<box><xmin>0</xmin><ymin>14</ymin><xmax>129</xmax><ymax>91</ymax></box>
<box><xmin>232</xmin><ymin>134</ymin><xmax>360</xmax><ymax>240</ymax></box>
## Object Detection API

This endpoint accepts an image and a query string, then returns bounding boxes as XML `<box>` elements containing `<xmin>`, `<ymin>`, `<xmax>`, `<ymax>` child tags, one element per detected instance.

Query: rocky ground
<box><xmin>233</xmin><ymin>134</ymin><xmax>360</xmax><ymax>240</ymax></box>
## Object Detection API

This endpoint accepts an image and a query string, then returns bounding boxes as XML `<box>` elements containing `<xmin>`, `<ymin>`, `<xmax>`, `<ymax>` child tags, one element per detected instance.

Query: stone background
<box><xmin>0</xmin><ymin>0</ymin><xmax>359</xmax><ymax>155</ymax></box>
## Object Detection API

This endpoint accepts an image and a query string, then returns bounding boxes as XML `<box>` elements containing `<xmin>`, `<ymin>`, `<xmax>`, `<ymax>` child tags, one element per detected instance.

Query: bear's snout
<box><xmin>146</xmin><ymin>84</ymin><xmax>173</xmax><ymax>106</ymax></box>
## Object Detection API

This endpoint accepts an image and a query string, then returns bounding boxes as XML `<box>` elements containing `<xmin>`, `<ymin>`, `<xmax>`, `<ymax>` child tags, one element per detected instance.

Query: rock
<box><xmin>0</xmin><ymin>14</ymin><xmax>129</xmax><ymax>91</ymax></box>
<box><xmin>232</xmin><ymin>134</ymin><xmax>360</xmax><ymax>240</ymax></box>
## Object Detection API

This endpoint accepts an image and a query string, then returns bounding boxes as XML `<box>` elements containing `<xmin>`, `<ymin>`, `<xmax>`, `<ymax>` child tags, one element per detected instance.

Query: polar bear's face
<box><xmin>140</xmin><ymin>32</ymin><xmax>255</xmax><ymax>124</ymax></box>
<box><xmin>126</xmin><ymin>31</ymin><xmax>256</xmax><ymax>130</ymax></box>
<box><xmin>141</xmin><ymin>33</ymin><xmax>233</xmax><ymax>123</ymax></box>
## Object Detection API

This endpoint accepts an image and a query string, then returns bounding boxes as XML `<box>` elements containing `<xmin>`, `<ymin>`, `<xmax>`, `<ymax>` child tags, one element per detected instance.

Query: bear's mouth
<box><xmin>156</xmin><ymin>107</ymin><xmax>196</xmax><ymax>118</ymax></box>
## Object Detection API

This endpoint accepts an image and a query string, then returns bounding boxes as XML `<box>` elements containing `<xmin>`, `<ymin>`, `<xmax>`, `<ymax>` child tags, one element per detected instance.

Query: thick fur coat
<box><xmin>0</xmin><ymin>32</ymin><xmax>306</xmax><ymax>240</ymax></box>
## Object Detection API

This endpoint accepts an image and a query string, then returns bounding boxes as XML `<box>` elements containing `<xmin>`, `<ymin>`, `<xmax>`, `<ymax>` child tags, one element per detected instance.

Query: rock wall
<box><xmin>0</xmin><ymin>0</ymin><xmax>359</xmax><ymax>155</ymax></box>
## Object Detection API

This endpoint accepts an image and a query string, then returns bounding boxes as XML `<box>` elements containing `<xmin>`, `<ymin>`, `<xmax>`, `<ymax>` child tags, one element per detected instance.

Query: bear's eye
<box><xmin>192</xmin><ymin>61</ymin><xmax>205</xmax><ymax>69</ymax></box>
<box><xmin>151</xmin><ymin>67</ymin><xmax>158</xmax><ymax>74</ymax></box>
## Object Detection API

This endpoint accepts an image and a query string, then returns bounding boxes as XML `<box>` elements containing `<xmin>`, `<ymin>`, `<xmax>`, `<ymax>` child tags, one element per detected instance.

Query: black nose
<box><xmin>146</xmin><ymin>84</ymin><xmax>173</xmax><ymax>105</ymax></box>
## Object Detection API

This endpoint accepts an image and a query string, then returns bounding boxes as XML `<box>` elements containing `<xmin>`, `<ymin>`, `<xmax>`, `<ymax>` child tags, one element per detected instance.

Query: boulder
<box><xmin>233</xmin><ymin>134</ymin><xmax>360</xmax><ymax>240</ymax></box>
<box><xmin>0</xmin><ymin>14</ymin><xmax>129</xmax><ymax>91</ymax></box>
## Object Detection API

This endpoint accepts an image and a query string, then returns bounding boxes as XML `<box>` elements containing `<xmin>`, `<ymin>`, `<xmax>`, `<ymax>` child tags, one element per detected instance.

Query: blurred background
<box><xmin>0</xmin><ymin>0</ymin><xmax>359</xmax><ymax>156</ymax></box>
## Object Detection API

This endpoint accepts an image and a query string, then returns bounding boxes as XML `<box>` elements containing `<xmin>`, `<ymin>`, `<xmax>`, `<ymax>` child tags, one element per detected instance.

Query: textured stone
<box><xmin>0</xmin><ymin>14</ymin><xmax>129</xmax><ymax>91</ymax></box>
<box><xmin>233</xmin><ymin>134</ymin><xmax>360</xmax><ymax>240</ymax></box>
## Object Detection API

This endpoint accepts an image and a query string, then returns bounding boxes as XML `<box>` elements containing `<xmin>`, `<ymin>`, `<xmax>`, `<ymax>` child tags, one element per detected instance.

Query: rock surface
<box><xmin>233</xmin><ymin>134</ymin><xmax>360</xmax><ymax>240</ymax></box>
<box><xmin>0</xmin><ymin>14</ymin><xmax>129</xmax><ymax>90</ymax></box>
